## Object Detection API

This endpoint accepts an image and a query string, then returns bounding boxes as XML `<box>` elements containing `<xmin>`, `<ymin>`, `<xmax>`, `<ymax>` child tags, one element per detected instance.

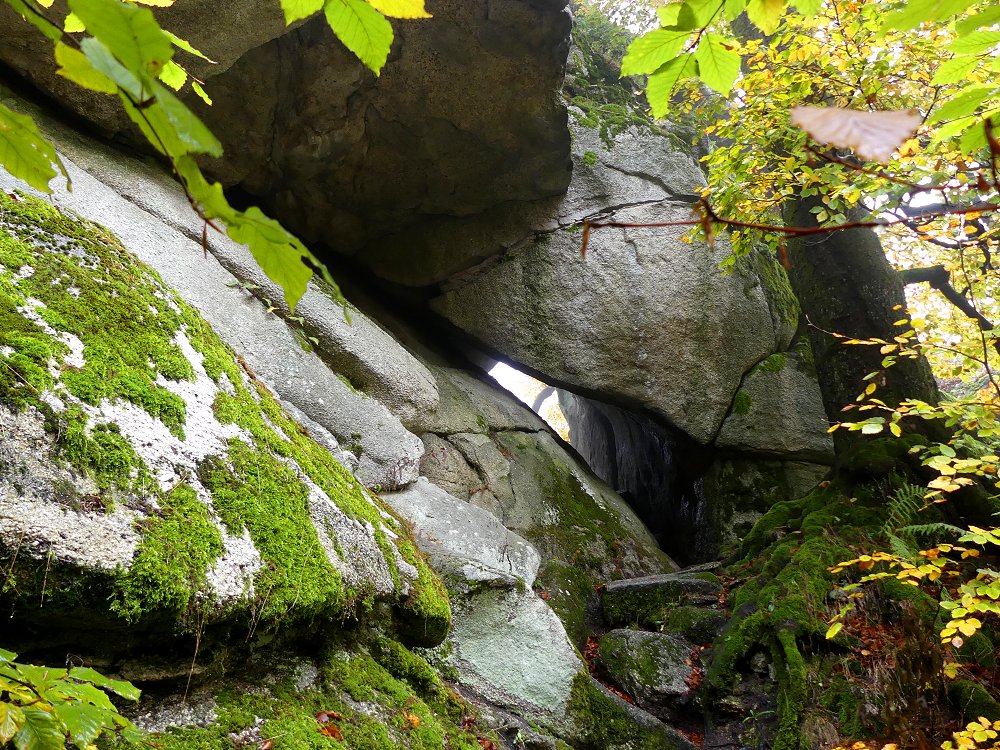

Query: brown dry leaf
<box><xmin>318</xmin><ymin>723</ymin><xmax>344</xmax><ymax>741</ymax></box>
<box><xmin>790</xmin><ymin>106</ymin><xmax>921</xmax><ymax>163</ymax></box>
<box><xmin>404</xmin><ymin>712</ymin><xmax>422</xmax><ymax>728</ymax></box>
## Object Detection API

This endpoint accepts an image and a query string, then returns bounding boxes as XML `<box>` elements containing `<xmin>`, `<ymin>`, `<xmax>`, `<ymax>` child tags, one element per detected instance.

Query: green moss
<box><xmin>733</xmin><ymin>390</ymin><xmax>753</xmax><ymax>416</ymax></box>
<box><xmin>603</xmin><ymin>579</ymin><xmax>711</xmax><ymax>628</ymax></box>
<box><xmin>58</xmin><ymin>406</ymin><xmax>148</xmax><ymax>499</ymax></box>
<box><xmin>569</xmin><ymin>97</ymin><xmax>657</xmax><ymax>149</ymax></box>
<box><xmin>534</xmin><ymin>560</ymin><xmax>594</xmax><ymax>647</ymax></box>
<box><xmin>0</xmin><ymin>192</ymin><xmax>193</xmax><ymax>438</ymax></box>
<box><xmin>746</xmin><ymin>248</ymin><xmax>799</xmax><ymax>331</ymax></box>
<box><xmin>757</xmin><ymin>353</ymin><xmax>788</xmax><ymax>374</ymax></box>
<box><xmin>519</xmin><ymin>448</ymin><xmax>666</xmax><ymax>636</ymax></box>
<box><xmin>111</xmin><ymin>483</ymin><xmax>223</xmax><ymax>623</ymax></box>
<box><xmin>0</xmin><ymin>191</ymin><xmax>450</xmax><ymax>638</ymax></box>
<box><xmin>566</xmin><ymin>672</ymin><xmax>688</xmax><ymax>750</ymax></box>
<box><xmin>118</xmin><ymin>639</ymin><xmax>486</xmax><ymax>750</ymax></box>
<box><xmin>206</xmin><ymin>377</ymin><xmax>449</xmax><ymax>640</ymax></box>
<box><xmin>197</xmin><ymin>441</ymin><xmax>347</xmax><ymax>622</ymax></box>
<box><xmin>839</xmin><ymin>435</ymin><xmax>928</xmax><ymax>478</ymax></box>
<box><xmin>949</xmin><ymin>679</ymin><xmax>1000</xmax><ymax>722</ymax></box>
<box><xmin>664</xmin><ymin>605</ymin><xmax>726</xmax><ymax>643</ymax></box>
<box><xmin>581</xmin><ymin>150</ymin><xmax>598</xmax><ymax>167</ymax></box>
<box><xmin>394</xmin><ymin>536</ymin><xmax>452</xmax><ymax>647</ymax></box>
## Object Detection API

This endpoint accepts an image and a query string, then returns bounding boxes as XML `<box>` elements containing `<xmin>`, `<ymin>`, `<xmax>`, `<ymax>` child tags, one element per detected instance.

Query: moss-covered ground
<box><xmin>700</xmin><ymin>476</ymin><xmax>996</xmax><ymax>750</ymax></box>
<box><xmin>107</xmin><ymin>636</ymin><xmax>491</xmax><ymax>750</ymax></box>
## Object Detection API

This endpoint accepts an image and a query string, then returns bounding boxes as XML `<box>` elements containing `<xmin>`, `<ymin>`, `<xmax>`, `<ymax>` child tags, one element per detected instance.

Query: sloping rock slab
<box><xmin>603</xmin><ymin>573</ymin><xmax>723</xmax><ymax>626</ymax></box>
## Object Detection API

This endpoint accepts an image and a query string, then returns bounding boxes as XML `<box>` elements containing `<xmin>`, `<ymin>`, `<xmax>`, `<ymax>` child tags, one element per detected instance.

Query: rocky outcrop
<box><xmin>0</xmin><ymin>0</ymin><xmax>573</xmax><ymax>261</ymax></box>
<box><xmin>0</xmin><ymin>188</ymin><xmax>447</xmax><ymax>648</ymax></box>
<box><xmin>717</xmin><ymin>346</ymin><xmax>834</xmax><ymax>461</ymax></box>
<box><xmin>386</xmin><ymin>478</ymin><xmax>583</xmax><ymax>731</ymax></box>
<box><xmin>414</xmin><ymin>364</ymin><xmax>677</xmax><ymax>646</ymax></box>
<box><xmin>0</xmin><ymin>77</ymin><xmax>684</xmax><ymax>748</ymax></box>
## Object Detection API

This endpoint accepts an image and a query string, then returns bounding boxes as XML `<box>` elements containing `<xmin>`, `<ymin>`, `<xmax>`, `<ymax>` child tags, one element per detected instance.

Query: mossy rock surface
<box><xmin>117</xmin><ymin>636</ymin><xmax>490</xmax><ymax>750</ymax></box>
<box><xmin>602</xmin><ymin>573</ymin><xmax>722</xmax><ymax>628</ymax></box>
<box><xmin>0</xmin><ymin>192</ymin><xmax>447</xmax><ymax>647</ymax></box>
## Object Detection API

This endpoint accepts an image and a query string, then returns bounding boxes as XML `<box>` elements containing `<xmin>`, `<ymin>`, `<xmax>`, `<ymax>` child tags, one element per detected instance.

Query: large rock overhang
<box><xmin>0</xmin><ymin>0</ymin><xmax>574</xmax><ymax>276</ymax></box>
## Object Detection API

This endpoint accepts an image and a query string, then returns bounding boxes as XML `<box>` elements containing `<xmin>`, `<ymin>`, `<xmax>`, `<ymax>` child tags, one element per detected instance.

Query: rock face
<box><xmin>415</xmin><ymin>364</ymin><xmax>677</xmax><ymax>646</ymax></box>
<box><xmin>386</xmin><ymin>479</ymin><xmax>583</xmax><ymax>730</ymax></box>
<box><xmin>0</xmin><ymin>188</ymin><xmax>446</xmax><ymax>647</ymax></box>
<box><xmin>432</xmin><ymin>193</ymin><xmax>792</xmax><ymax>445</ymax></box>
<box><xmin>717</xmin><ymin>346</ymin><xmax>834</xmax><ymax>460</ymax></box>
<box><xmin>0</xmin><ymin>0</ymin><xmax>573</xmax><ymax>261</ymax></box>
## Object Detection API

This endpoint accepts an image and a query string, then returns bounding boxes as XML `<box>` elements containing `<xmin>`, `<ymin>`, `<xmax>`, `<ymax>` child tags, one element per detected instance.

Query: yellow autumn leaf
<box><xmin>366</xmin><ymin>0</ymin><xmax>430</xmax><ymax>18</ymax></box>
<box><xmin>897</xmin><ymin>137</ymin><xmax>920</xmax><ymax>156</ymax></box>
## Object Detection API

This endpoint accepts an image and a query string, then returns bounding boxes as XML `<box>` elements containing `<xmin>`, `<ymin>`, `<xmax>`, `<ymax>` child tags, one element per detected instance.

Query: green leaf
<box><xmin>931</xmin><ymin>55</ymin><xmax>981</xmax><ymax>86</ymax></box>
<box><xmin>959</xmin><ymin>114</ymin><xmax>994</xmax><ymax>153</ymax></box>
<box><xmin>825</xmin><ymin>621</ymin><xmax>844</xmax><ymax>639</ymax></box>
<box><xmin>163</xmin><ymin>30</ymin><xmax>215</xmax><ymax>63</ymax></box>
<box><xmin>0</xmin><ymin>103</ymin><xmax>69</xmax><ymax>192</ymax></box>
<box><xmin>676</xmin><ymin>0</ymin><xmax>722</xmax><ymax>29</ymax></box>
<box><xmin>949</xmin><ymin>30</ymin><xmax>1000</xmax><ymax>55</ymax></box>
<box><xmin>745</xmin><ymin>0</ymin><xmax>783</xmax><ymax>34</ymax></box>
<box><xmin>929</xmin><ymin>85</ymin><xmax>998</xmax><ymax>125</ymax></box>
<box><xmin>52</xmin><ymin>702</ymin><xmax>104</xmax><ymax>749</ymax></box>
<box><xmin>930</xmin><ymin>114</ymin><xmax>977</xmax><ymax>144</ymax></box>
<box><xmin>957</xmin><ymin>5</ymin><xmax>1000</xmax><ymax>35</ymax></box>
<box><xmin>64</xmin><ymin>11</ymin><xmax>85</xmax><ymax>32</ymax></box>
<box><xmin>174</xmin><ymin>157</ymin><xmax>317</xmax><ymax>310</ymax></box>
<box><xmin>79</xmin><ymin>36</ymin><xmax>145</xmax><ymax>98</ymax></box>
<box><xmin>0</xmin><ymin>649</ymin><xmax>16</xmax><ymax>665</ymax></box>
<box><xmin>68</xmin><ymin>667</ymin><xmax>141</xmax><ymax>701</ymax></box>
<box><xmin>55</xmin><ymin>681</ymin><xmax>116</xmax><ymax>711</ymax></box>
<box><xmin>723</xmin><ymin>0</ymin><xmax>746</xmax><ymax>20</ymax></box>
<box><xmin>226</xmin><ymin>207</ymin><xmax>314</xmax><ymax>310</ymax></box>
<box><xmin>793</xmin><ymin>0</ymin><xmax>820</xmax><ymax>15</ymax></box>
<box><xmin>323</xmin><ymin>0</ymin><xmax>394</xmax><ymax>75</ymax></box>
<box><xmin>0</xmin><ymin>703</ymin><xmax>25</xmax><ymax>745</ymax></box>
<box><xmin>55</xmin><ymin>42</ymin><xmax>118</xmax><ymax>93</ymax></box>
<box><xmin>881</xmin><ymin>0</ymin><xmax>975</xmax><ymax>32</ymax></box>
<box><xmin>191</xmin><ymin>80</ymin><xmax>213</xmax><ymax>105</ymax></box>
<box><xmin>159</xmin><ymin>60</ymin><xmax>188</xmax><ymax>90</ymax></box>
<box><xmin>647</xmin><ymin>54</ymin><xmax>698</xmax><ymax>118</ymax></box>
<box><xmin>621</xmin><ymin>27</ymin><xmax>692</xmax><ymax>76</ymax></box>
<box><xmin>280</xmin><ymin>0</ymin><xmax>323</xmax><ymax>23</ymax></box>
<box><xmin>694</xmin><ymin>33</ymin><xmax>740</xmax><ymax>94</ymax></box>
<box><xmin>118</xmin><ymin>81</ymin><xmax>222</xmax><ymax>159</ymax></box>
<box><xmin>148</xmin><ymin>81</ymin><xmax>222</xmax><ymax>156</ymax></box>
<box><xmin>68</xmin><ymin>0</ymin><xmax>173</xmax><ymax>75</ymax></box>
<box><xmin>13</xmin><ymin>707</ymin><xmax>63</xmax><ymax>750</ymax></box>
<box><xmin>656</xmin><ymin>3</ymin><xmax>683</xmax><ymax>27</ymax></box>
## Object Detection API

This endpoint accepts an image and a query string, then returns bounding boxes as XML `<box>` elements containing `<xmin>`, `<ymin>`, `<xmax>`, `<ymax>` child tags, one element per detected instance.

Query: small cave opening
<box><xmin>488</xmin><ymin>361</ymin><xmax>715</xmax><ymax>567</ymax></box>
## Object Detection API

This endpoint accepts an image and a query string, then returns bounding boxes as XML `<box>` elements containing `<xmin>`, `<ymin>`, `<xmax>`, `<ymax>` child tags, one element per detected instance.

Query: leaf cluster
<box><xmin>0</xmin><ymin>647</ymin><xmax>141</xmax><ymax>750</ymax></box>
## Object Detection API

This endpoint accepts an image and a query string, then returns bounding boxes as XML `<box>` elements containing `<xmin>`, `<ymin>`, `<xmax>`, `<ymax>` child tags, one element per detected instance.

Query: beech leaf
<box><xmin>366</xmin><ymin>0</ymin><xmax>430</xmax><ymax>18</ymax></box>
<box><xmin>323</xmin><ymin>0</ymin><xmax>394</xmax><ymax>75</ymax></box>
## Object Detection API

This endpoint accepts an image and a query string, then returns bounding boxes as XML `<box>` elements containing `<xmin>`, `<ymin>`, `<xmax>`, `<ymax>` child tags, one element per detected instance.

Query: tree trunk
<box><xmin>783</xmin><ymin>196</ymin><xmax>943</xmax><ymax>456</ymax></box>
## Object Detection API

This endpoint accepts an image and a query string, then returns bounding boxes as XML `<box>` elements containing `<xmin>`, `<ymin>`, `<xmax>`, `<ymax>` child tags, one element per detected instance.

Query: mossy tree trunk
<box><xmin>784</xmin><ymin>195</ymin><xmax>941</xmax><ymax>446</ymax></box>
<box><xmin>783</xmin><ymin>195</ymin><xmax>998</xmax><ymax>520</ymax></box>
